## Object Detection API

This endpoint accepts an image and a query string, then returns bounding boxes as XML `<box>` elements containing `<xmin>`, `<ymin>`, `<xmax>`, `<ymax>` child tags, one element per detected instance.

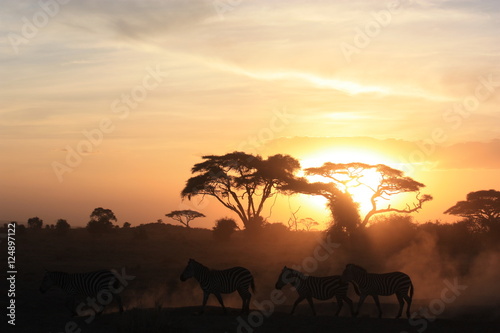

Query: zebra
<box><xmin>180</xmin><ymin>258</ymin><xmax>255</xmax><ymax>314</ymax></box>
<box><xmin>341</xmin><ymin>264</ymin><xmax>414</xmax><ymax>318</ymax></box>
<box><xmin>40</xmin><ymin>270</ymin><xmax>124</xmax><ymax>316</ymax></box>
<box><xmin>274</xmin><ymin>266</ymin><xmax>356</xmax><ymax>317</ymax></box>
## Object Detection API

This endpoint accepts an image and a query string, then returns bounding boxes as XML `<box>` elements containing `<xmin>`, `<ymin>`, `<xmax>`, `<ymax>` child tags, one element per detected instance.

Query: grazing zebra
<box><xmin>274</xmin><ymin>266</ymin><xmax>356</xmax><ymax>317</ymax></box>
<box><xmin>40</xmin><ymin>270</ymin><xmax>124</xmax><ymax>316</ymax></box>
<box><xmin>180</xmin><ymin>259</ymin><xmax>255</xmax><ymax>314</ymax></box>
<box><xmin>341</xmin><ymin>264</ymin><xmax>413</xmax><ymax>318</ymax></box>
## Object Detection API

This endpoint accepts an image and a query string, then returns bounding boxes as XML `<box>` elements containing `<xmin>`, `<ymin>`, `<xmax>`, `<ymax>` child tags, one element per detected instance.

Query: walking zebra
<box><xmin>180</xmin><ymin>259</ymin><xmax>255</xmax><ymax>314</ymax></box>
<box><xmin>341</xmin><ymin>264</ymin><xmax>413</xmax><ymax>318</ymax></box>
<box><xmin>40</xmin><ymin>270</ymin><xmax>124</xmax><ymax>316</ymax></box>
<box><xmin>274</xmin><ymin>266</ymin><xmax>356</xmax><ymax>316</ymax></box>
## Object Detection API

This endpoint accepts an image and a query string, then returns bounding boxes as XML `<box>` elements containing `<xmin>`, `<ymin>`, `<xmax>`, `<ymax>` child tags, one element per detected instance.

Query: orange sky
<box><xmin>1</xmin><ymin>1</ymin><xmax>500</xmax><ymax>228</ymax></box>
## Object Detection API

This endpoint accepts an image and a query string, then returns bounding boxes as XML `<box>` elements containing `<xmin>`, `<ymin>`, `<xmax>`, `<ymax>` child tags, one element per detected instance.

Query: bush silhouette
<box><xmin>86</xmin><ymin>207</ymin><xmax>117</xmax><ymax>235</ymax></box>
<box><xmin>55</xmin><ymin>219</ymin><xmax>71</xmax><ymax>235</ymax></box>
<box><xmin>212</xmin><ymin>218</ymin><xmax>239</xmax><ymax>241</ymax></box>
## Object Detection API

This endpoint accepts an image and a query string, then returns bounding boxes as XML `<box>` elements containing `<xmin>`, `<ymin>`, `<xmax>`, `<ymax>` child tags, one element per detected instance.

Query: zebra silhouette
<box><xmin>180</xmin><ymin>259</ymin><xmax>255</xmax><ymax>314</ymax></box>
<box><xmin>40</xmin><ymin>270</ymin><xmax>124</xmax><ymax>316</ymax></box>
<box><xmin>275</xmin><ymin>266</ymin><xmax>356</xmax><ymax>316</ymax></box>
<box><xmin>341</xmin><ymin>264</ymin><xmax>413</xmax><ymax>318</ymax></box>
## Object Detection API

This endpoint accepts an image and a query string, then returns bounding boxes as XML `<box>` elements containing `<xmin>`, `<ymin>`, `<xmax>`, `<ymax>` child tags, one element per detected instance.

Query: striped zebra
<box><xmin>40</xmin><ymin>270</ymin><xmax>124</xmax><ymax>316</ymax></box>
<box><xmin>341</xmin><ymin>264</ymin><xmax>414</xmax><ymax>318</ymax></box>
<box><xmin>275</xmin><ymin>266</ymin><xmax>356</xmax><ymax>316</ymax></box>
<box><xmin>180</xmin><ymin>259</ymin><xmax>255</xmax><ymax>314</ymax></box>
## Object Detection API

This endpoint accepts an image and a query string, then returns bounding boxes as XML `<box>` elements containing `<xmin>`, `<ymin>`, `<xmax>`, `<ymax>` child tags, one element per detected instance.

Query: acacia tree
<box><xmin>165</xmin><ymin>210</ymin><xmax>205</xmax><ymax>228</ymax></box>
<box><xmin>282</xmin><ymin>177</ymin><xmax>361</xmax><ymax>237</ymax></box>
<box><xmin>86</xmin><ymin>207</ymin><xmax>117</xmax><ymax>234</ymax></box>
<box><xmin>27</xmin><ymin>216</ymin><xmax>43</xmax><ymax>229</ymax></box>
<box><xmin>299</xmin><ymin>218</ymin><xmax>320</xmax><ymax>231</ymax></box>
<box><xmin>181</xmin><ymin>152</ymin><xmax>301</xmax><ymax>231</ymax></box>
<box><xmin>304</xmin><ymin>162</ymin><xmax>432</xmax><ymax>227</ymax></box>
<box><xmin>55</xmin><ymin>219</ymin><xmax>70</xmax><ymax>234</ymax></box>
<box><xmin>445</xmin><ymin>189</ymin><xmax>500</xmax><ymax>232</ymax></box>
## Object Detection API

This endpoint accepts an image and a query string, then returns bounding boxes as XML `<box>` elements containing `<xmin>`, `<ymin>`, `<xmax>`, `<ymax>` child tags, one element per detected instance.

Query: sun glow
<box><xmin>299</xmin><ymin>146</ymin><xmax>398</xmax><ymax>216</ymax></box>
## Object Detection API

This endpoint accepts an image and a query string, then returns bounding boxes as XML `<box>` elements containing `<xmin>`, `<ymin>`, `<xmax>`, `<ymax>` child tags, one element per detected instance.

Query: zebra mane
<box><xmin>347</xmin><ymin>264</ymin><xmax>367</xmax><ymax>273</ymax></box>
<box><xmin>189</xmin><ymin>259</ymin><xmax>208</xmax><ymax>269</ymax></box>
<box><xmin>284</xmin><ymin>266</ymin><xmax>305</xmax><ymax>279</ymax></box>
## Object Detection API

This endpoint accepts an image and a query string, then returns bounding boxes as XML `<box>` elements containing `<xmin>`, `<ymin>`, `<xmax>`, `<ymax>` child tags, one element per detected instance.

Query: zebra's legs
<box><xmin>199</xmin><ymin>291</ymin><xmax>210</xmax><ymax>314</ymax></box>
<box><xmin>372</xmin><ymin>295</ymin><xmax>383</xmax><ymax>318</ymax></box>
<box><xmin>213</xmin><ymin>292</ymin><xmax>227</xmax><ymax>314</ymax></box>
<box><xmin>306</xmin><ymin>297</ymin><xmax>316</xmax><ymax>316</ymax></box>
<box><xmin>344</xmin><ymin>295</ymin><xmax>355</xmax><ymax>317</ymax></box>
<box><xmin>290</xmin><ymin>295</ymin><xmax>305</xmax><ymax>315</ymax></box>
<box><xmin>337</xmin><ymin>295</ymin><xmax>355</xmax><ymax>317</ymax></box>
<box><xmin>237</xmin><ymin>289</ymin><xmax>251</xmax><ymax>314</ymax></box>
<box><xmin>115</xmin><ymin>294</ymin><xmax>124</xmax><ymax>313</ymax></box>
<box><xmin>65</xmin><ymin>296</ymin><xmax>78</xmax><ymax>316</ymax></box>
<box><xmin>403</xmin><ymin>293</ymin><xmax>412</xmax><ymax>318</ymax></box>
<box><xmin>396</xmin><ymin>293</ymin><xmax>405</xmax><ymax>318</ymax></box>
<box><xmin>356</xmin><ymin>294</ymin><xmax>367</xmax><ymax>317</ymax></box>
<box><xmin>334</xmin><ymin>296</ymin><xmax>343</xmax><ymax>316</ymax></box>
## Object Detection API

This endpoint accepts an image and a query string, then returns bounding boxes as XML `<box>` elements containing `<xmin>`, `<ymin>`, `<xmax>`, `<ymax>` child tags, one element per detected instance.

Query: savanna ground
<box><xmin>2</xmin><ymin>218</ymin><xmax>500</xmax><ymax>333</ymax></box>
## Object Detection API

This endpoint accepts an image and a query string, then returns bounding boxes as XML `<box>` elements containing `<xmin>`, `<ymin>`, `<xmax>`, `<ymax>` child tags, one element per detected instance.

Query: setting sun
<box><xmin>299</xmin><ymin>146</ymin><xmax>398</xmax><ymax>216</ymax></box>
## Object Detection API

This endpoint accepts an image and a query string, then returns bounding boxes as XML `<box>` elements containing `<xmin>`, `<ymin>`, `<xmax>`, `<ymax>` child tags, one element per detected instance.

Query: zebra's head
<box><xmin>341</xmin><ymin>264</ymin><xmax>366</xmax><ymax>283</ymax></box>
<box><xmin>275</xmin><ymin>266</ymin><xmax>301</xmax><ymax>289</ymax></box>
<box><xmin>39</xmin><ymin>271</ymin><xmax>55</xmax><ymax>293</ymax></box>
<box><xmin>180</xmin><ymin>259</ymin><xmax>196</xmax><ymax>282</ymax></box>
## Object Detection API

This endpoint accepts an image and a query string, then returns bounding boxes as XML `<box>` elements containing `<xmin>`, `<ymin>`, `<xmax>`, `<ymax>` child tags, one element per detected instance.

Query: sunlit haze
<box><xmin>1</xmin><ymin>0</ymin><xmax>500</xmax><ymax>229</ymax></box>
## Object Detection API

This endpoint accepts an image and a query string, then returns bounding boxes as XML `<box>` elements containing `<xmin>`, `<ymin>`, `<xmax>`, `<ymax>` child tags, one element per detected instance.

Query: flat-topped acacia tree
<box><xmin>444</xmin><ymin>189</ymin><xmax>500</xmax><ymax>232</ymax></box>
<box><xmin>165</xmin><ymin>209</ymin><xmax>206</xmax><ymax>228</ymax></box>
<box><xmin>181</xmin><ymin>152</ymin><xmax>301</xmax><ymax>231</ymax></box>
<box><xmin>305</xmin><ymin>162</ymin><xmax>433</xmax><ymax>227</ymax></box>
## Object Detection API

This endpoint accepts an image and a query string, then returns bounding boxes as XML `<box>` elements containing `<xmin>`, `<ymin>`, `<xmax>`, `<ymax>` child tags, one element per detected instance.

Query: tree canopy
<box><xmin>165</xmin><ymin>209</ymin><xmax>205</xmax><ymax>228</ymax></box>
<box><xmin>86</xmin><ymin>207</ymin><xmax>117</xmax><ymax>234</ymax></box>
<box><xmin>444</xmin><ymin>189</ymin><xmax>500</xmax><ymax>231</ymax></box>
<box><xmin>282</xmin><ymin>177</ymin><xmax>361</xmax><ymax>235</ymax></box>
<box><xmin>305</xmin><ymin>162</ymin><xmax>432</xmax><ymax>227</ymax></box>
<box><xmin>55</xmin><ymin>219</ymin><xmax>70</xmax><ymax>234</ymax></box>
<box><xmin>181</xmin><ymin>152</ymin><xmax>301</xmax><ymax>230</ymax></box>
<box><xmin>27</xmin><ymin>216</ymin><xmax>43</xmax><ymax>229</ymax></box>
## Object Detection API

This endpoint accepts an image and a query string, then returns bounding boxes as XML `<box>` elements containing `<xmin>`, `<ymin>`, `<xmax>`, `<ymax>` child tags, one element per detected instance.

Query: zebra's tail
<box><xmin>409</xmin><ymin>281</ymin><xmax>414</xmax><ymax>299</ymax></box>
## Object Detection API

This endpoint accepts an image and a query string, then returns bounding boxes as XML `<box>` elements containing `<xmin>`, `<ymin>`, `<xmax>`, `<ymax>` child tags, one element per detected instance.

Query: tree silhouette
<box><xmin>444</xmin><ymin>189</ymin><xmax>500</xmax><ymax>232</ymax></box>
<box><xmin>27</xmin><ymin>216</ymin><xmax>43</xmax><ymax>229</ymax></box>
<box><xmin>282</xmin><ymin>177</ymin><xmax>361</xmax><ymax>236</ymax></box>
<box><xmin>212</xmin><ymin>217</ymin><xmax>239</xmax><ymax>241</ymax></box>
<box><xmin>181</xmin><ymin>152</ymin><xmax>301</xmax><ymax>231</ymax></box>
<box><xmin>165</xmin><ymin>210</ymin><xmax>206</xmax><ymax>228</ymax></box>
<box><xmin>86</xmin><ymin>207</ymin><xmax>117</xmax><ymax>234</ymax></box>
<box><xmin>298</xmin><ymin>217</ymin><xmax>320</xmax><ymax>231</ymax></box>
<box><xmin>55</xmin><ymin>219</ymin><xmax>70</xmax><ymax>234</ymax></box>
<box><xmin>305</xmin><ymin>163</ymin><xmax>432</xmax><ymax>227</ymax></box>
<box><xmin>123</xmin><ymin>222</ymin><xmax>131</xmax><ymax>228</ymax></box>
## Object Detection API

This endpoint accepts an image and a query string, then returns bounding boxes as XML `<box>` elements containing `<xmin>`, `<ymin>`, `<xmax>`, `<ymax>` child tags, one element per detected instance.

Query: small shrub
<box><xmin>213</xmin><ymin>218</ymin><xmax>239</xmax><ymax>242</ymax></box>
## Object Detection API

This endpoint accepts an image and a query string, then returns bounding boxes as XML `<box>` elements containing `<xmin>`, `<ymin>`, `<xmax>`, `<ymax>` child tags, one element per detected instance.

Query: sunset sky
<box><xmin>1</xmin><ymin>0</ymin><xmax>499</xmax><ymax>228</ymax></box>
